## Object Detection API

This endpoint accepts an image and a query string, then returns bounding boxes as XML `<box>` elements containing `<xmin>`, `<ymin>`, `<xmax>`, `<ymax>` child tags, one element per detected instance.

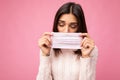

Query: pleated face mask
<box><xmin>51</xmin><ymin>32</ymin><xmax>83</xmax><ymax>49</ymax></box>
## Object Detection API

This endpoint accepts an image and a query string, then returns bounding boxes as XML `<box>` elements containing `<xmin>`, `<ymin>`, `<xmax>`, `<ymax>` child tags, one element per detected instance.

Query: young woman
<box><xmin>37</xmin><ymin>2</ymin><xmax>98</xmax><ymax>80</ymax></box>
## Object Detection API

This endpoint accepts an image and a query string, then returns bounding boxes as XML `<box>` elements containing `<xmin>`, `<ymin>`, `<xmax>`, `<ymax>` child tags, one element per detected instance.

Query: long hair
<box><xmin>52</xmin><ymin>2</ymin><xmax>88</xmax><ymax>57</ymax></box>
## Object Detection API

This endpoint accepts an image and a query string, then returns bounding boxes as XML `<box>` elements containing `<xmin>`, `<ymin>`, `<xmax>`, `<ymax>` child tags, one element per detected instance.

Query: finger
<box><xmin>80</xmin><ymin>37</ymin><xmax>87</xmax><ymax>47</ymax></box>
<box><xmin>38</xmin><ymin>37</ymin><xmax>51</xmax><ymax>48</ymax></box>
<box><xmin>81</xmin><ymin>36</ymin><xmax>94</xmax><ymax>45</ymax></box>
<box><xmin>41</xmin><ymin>35</ymin><xmax>52</xmax><ymax>42</ymax></box>
<box><xmin>84</xmin><ymin>43</ymin><xmax>90</xmax><ymax>49</ymax></box>
<box><xmin>42</xmin><ymin>38</ymin><xmax>51</xmax><ymax>48</ymax></box>
<box><xmin>83</xmin><ymin>41</ymin><xmax>95</xmax><ymax>50</ymax></box>
<box><xmin>84</xmin><ymin>41</ymin><xmax>94</xmax><ymax>49</ymax></box>
<box><xmin>80</xmin><ymin>33</ymin><xmax>90</xmax><ymax>38</ymax></box>
<box><xmin>83</xmin><ymin>38</ymin><xmax>91</xmax><ymax>47</ymax></box>
<box><xmin>82</xmin><ymin>41</ymin><xmax>89</xmax><ymax>49</ymax></box>
<box><xmin>42</xmin><ymin>32</ymin><xmax>53</xmax><ymax>37</ymax></box>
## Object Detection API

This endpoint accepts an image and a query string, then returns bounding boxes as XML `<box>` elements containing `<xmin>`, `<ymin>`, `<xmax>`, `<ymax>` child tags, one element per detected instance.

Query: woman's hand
<box><xmin>38</xmin><ymin>32</ymin><xmax>52</xmax><ymax>56</ymax></box>
<box><xmin>80</xmin><ymin>33</ymin><xmax>95</xmax><ymax>58</ymax></box>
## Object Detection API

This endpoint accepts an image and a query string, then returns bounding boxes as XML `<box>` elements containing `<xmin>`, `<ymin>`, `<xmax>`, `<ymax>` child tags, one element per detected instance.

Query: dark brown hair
<box><xmin>52</xmin><ymin>2</ymin><xmax>88</xmax><ymax>57</ymax></box>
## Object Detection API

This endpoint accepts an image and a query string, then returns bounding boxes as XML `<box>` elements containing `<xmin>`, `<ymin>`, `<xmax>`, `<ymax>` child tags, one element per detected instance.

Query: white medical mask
<box><xmin>51</xmin><ymin>32</ymin><xmax>82</xmax><ymax>49</ymax></box>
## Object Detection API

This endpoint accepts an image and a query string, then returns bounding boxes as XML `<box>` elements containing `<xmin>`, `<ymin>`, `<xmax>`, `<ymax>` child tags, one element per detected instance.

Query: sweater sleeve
<box><xmin>36</xmin><ymin>50</ymin><xmax>52</xmax><ymax>80</ymax></box>
<box><xmin>79</xmin><ymin>46</ymin><xmax>98</xmax><ymax>80</ymax></box>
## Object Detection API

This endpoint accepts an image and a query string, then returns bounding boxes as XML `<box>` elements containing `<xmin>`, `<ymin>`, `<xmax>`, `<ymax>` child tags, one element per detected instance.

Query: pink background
<box><xmin>0</xmin><ymin>0</ymin><xmax>120</xmax><ymax>80</ymax></box>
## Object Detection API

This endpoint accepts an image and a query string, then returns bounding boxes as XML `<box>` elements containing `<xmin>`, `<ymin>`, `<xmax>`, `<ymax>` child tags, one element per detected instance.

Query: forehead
<box><xmin>59</xmin><ymin>13</ymin><xmax>77</xmax><ymax>22</ymax></box>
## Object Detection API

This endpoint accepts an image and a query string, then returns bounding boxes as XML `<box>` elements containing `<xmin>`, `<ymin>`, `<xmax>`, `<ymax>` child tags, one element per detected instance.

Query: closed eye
<box><xmin>69</xmin><ymin>23</ymin><xmax>78</xmax><ymax>29</ymax></box>
<box><xmin>58</xmin><ymin>20</ymin><xmax>65</xmax><ymax>27</ymax></box>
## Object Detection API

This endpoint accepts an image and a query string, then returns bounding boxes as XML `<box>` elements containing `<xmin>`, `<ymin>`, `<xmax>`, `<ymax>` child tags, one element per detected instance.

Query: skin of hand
<box><xmin>38</xmin><ymin>32</ymin><xmax>95</xmax><ymax>57</ymax></box>
<box><xmin>80</xmin><ymin>33</ymin><xmax>95</xmax><ymax>58</ymax></box>
<box><xmin>38</xmin><ymin>32</ymin><xmax>52</xmax><ymax>56</ymax></box>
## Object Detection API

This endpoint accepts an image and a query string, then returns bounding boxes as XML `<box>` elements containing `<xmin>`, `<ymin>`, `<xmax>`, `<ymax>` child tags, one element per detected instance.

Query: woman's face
<box><xmin>57</xmin><ymin>13</ymin><xmax>78</xmax><ymax>33</ymax></box>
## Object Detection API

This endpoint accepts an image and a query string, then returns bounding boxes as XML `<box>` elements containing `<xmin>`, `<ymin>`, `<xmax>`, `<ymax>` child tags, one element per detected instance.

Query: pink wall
<box><xmin>0</xmin><ymin>0</ymin><xmax>120</xmax><ymax>80</ymax></box>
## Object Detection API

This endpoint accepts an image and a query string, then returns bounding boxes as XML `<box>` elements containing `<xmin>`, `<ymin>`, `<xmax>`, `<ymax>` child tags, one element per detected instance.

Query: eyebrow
<box><xmin>58</xmin><ymin>20</ymin><xmax>77</xmax><ymax>23</ymax></box>
<box><xmin>58</xmin><ymin>20</ymin><xmax>65</xmax><ymax>22</ymax></box>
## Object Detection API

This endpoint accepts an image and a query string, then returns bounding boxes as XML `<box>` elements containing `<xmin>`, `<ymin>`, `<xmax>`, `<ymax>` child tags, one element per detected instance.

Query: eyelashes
<box><xmin>70</xmin><ymin>23</ymin><xmax>78</xmax><ymax>28</ymax></box>
<box><xmin>58</xmin><ymin>21</ymin><xmax>78</xmax><ymax>29</ymax></box>
<box><xmin>58</xmin><ymin>22</ymin><xmax>65</xmax><ymax>27</ymax></box>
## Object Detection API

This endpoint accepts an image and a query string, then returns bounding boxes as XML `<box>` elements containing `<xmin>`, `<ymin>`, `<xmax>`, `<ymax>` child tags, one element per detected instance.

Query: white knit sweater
<box><xmin>36</xmin><ymin>47</ymin><xmax>98</xmax><ymax>80</ymax></box>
